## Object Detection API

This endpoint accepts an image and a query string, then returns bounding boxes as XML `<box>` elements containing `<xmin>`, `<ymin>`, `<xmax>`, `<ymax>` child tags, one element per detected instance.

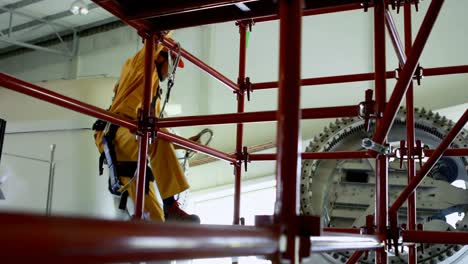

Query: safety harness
<box><xmin>92</xmin><ymin>120</ymin><xmax>154</xmax><ymax>211</ymax></box>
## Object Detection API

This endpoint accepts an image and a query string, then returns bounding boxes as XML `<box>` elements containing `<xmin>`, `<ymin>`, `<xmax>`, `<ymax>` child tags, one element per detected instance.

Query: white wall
<box><xmin>0</xmin><ymin>78</ymin><xmax>119</xmax><ymax>218</ymax></box>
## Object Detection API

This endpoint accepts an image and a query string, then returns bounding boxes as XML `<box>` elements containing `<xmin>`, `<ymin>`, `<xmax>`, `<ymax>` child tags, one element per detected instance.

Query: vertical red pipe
<box><xmin>233</xmin><ymin>22</ymin><xmax>247</xmax><ymax>226</ymax></box>
<box><xmin>374</xmin><ymin>1</ymin><xmax>388</xmax><ymax>263</ymax></box>
<box><xmin>372</xmin><ymin>0</ymin><xmax>445</xmax><ymax>145</ymax></box>
<box><xmin>404</xmin><ymin>3</ymin><xmax>417</xmax><ymax>264</ymax></box>
<box><xmin>275</xmin><ymin>0</ymin><xmax>302</xmax><ymax>262</ymax></box>
<box><xmin>347</xmin><ymin>251</ymin><xmax>364</xmax><ymax>264</ymax></box>
<box><xmin>134</xmin><ymin>36</ymin><xmax>154</xmax><ymax>219</ymax></box>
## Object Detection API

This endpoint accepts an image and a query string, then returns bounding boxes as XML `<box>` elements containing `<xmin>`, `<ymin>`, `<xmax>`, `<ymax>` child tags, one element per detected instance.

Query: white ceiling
<box><xmin>0</xmin><ymin>0</ymin><xmax>115</xmax><ymax>50</ymax></box>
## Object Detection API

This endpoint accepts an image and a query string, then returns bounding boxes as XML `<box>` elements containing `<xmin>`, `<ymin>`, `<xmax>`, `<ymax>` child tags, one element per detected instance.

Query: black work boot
<box><xmin>164</xmin><ymin>201</ymin><xmax>201</xmax><ymax>224</ymax></box>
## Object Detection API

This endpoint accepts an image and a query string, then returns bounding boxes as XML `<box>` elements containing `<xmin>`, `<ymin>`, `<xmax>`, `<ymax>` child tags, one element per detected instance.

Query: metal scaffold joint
<box><xmin>395</xmin><ymin>65</ymin><xmax>424</xmax><ymax>85</ymax></box>
<box><xmin>236</xmin><ymin>19</ymin><xmax>255</xmax><ymax>32</ymax></box>
<box><xmin>395</xmin><ymin>139</ymin><xmax>425</xmax><ymax>168</ymax></box>
<box><xmin>136</xmin><ymin>108</ymin><xmax>157</xmax><ymax>143</ymax></box>
<box><xmin>235</xmin><ymin>146</ymin><xmax>250</xmax><ymax>172</ymax></box>
<box><xmin>237</xmin><ymin>77</ymin><xmax>252</xmax><ymax>101</ymax></box>
<box><xmin>389</xmin><ymin>0</ymin><xmax>421</xmax><ymax>13</ymax></box>
<box><xmin>358</xmin><ymin>89</ymin><xmax>376</xmax><ymax>132</ymax></box>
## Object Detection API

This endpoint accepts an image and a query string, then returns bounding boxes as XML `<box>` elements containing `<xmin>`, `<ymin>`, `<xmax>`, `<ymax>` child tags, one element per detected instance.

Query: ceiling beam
<box><xmin>0</xmin><ymin>17</ymin><xmax>121</xmax><ymax>56</ymax></box>
<box><xmin>0</xmin><ymin>3</ymin><xmax>99</xmax><ymax>35</ymax></box>
<box><xmin>0</xmin><ymin>0</ymin><xmax>44</xmax><ymax>15</ymax></box>
<box><xmin>0</xmin><ymin>36</ymin><xmax>72</xmax><ymax>57</ymax></box>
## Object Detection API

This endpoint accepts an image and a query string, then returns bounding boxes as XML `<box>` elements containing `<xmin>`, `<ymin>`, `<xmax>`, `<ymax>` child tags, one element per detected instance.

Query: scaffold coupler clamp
<box><xmin>396</xmin><ymin>139</ymin><xmax>425</xmax><ymax>168</ymax></box>
<box><xmin>394</xmin><ymin>65</ymin><xmax>424</xmax><ymax>85</ymax></box>
<box><xmin>396</xmin><ymin>140</ymin><xmax>408</xmax><ymax>168</ymax></box>
<box><xmin>388</xmin><ymin>211</ymin><xmax>401</xmax><ymax>256</ymax></box>
<box><xmin>237</xmin><ymin>146</ymin><xmax>250</xmax><ymax>172</ymax></box>
<box><xmin>360</xmin><ymin>215</ymin><xmax>376</xmax><ymax>235</ymax></box>
<box><xmin>362</xmin><ymin>138</ymin><xmax>393</xmax><ymax>155</ymax></box>
<box><xmin>136</xmin><ymin>108</ymin><xmax>157</xmax><ymax>144</ymax></box>
<box><xmin>391</xmin><ymin>0</ymin><xmax>406</xmax><ymax>14</ymax></box>
<box><xmin>236</xmin><ymin>19</ymin><xmax>255</xmax><ymax>32</ymax></box>
<box><xmin>415</xmin><ymin>139</ymin><xmax>424</xmax><ymax>167</ymax></box>
<box><xmin>413</xmin><ymin>65</ymin><xmax>424</xmax><ymax>85</ymax></box>
<box><xmin>414</xmin><ymin>0</ymin><xmax>421</xmax><ymax>12</ymax></box>
<box><xmin>237</xmin><ymin>77</ymin><xmax>252</xmax><ymax>101</ymax></box>
<box><xmin>361</xmin><ymin>0</ymin><xmax>370</xmax><ymax>12</ymax></box>
<box><xmin>358</xmin><ymin>89</ymin><xmax>376</xmax><ymax>132</ymax></box>
<box><xmin>360</xmin><ymin>215</ymin><xmax>376</xmax><ymax>259</ymax></box>
<box><xmin>417</xmin><ymin>223</ymin><xmax>425</xmax><ymax>253</ymax></box>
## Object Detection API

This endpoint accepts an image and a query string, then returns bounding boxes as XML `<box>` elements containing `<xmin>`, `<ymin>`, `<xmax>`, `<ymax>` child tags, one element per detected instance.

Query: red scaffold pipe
<box><xmin>251</xmin><ymin>64</ymin><xmax>468</xmax><ymax>91</ymax></box>
<box><xmin>373</xmin><ymin>0</ymin><xmax>445</xmax><ymax>145</ymax></box>
<box><xmin>160</xmin><ymin>38</ymin><xmax>239</xmax><ymax>92</ymax></box>
<box><xmin>0</xmin><ymin>212</ymin><xmax>280</xmax><ymax>262</ymax></box>
<box><xmin>249</xmin><ymin>151</ymin><xmax>370</xmax><ymax>161</ymax></box>
<box><xmin>424</xmin><ymin>148</ymin><xmax>468</xmax><ymax>157</ymax></box>
<box><xmin>347</xmin><ymin>251</ymin><xmax>365</xmax><ymax>264</ymax></box>
<box><xmin>127</xmin><ymin>0</ymin><xmax>256</xmax><ymax>20</ymax></box>
<box><xmin>157</xmin><ymin>129</ymin><xmax>236</xmax><ymax>164</ymax></box>
<box><xmin>302</xmin><ymin>151</ymin><xmax>370</xmax><ymax>160</ymax></box>
<box><xmin>254</xmin><ymin>2</ymin><xmax>365</xmax><ymax>23</ymax></box>
<box><xmin>323</xmin><ymin>228</ymin><xmax>361</xmax><ymax>234</ymax></box>
<box><xmin>389</xmin><ymin>109</ymin><xmax>468</xmax><ymax>215</ymax></box>
<box><xmin>158</xmin><ymin>105</ymin><xmax>359</xmax><ymax>128</ymax></box>
<box><xmin>374</xmin><ymin>1</ymin><xmax>388</xmax><ymax>263</ymax></box>
<box><xmin>424</xmin><ymin>65</ymin><xmax>468</xmax><ymax>76</ymax></box>
<box><xmin>275</xmin><ymin>0</ymin><xmax>302</xmax><ymax>261</ymax></box>
<box><xmin>233</xmin><ymin>21</ymin><xmax>247</xmax><ymax>226</ymax></box>
<box><xmin>404</xmin><ymin>3</ymin><xmax>417</xmax><ymax>263</ymax></box>
<box><xmin>92</xmin><ymin>0</ymin><xmax>152</xmax><ymax>33</ymax></box>
<box><xmin>134</xmin><ymin>36</ymin><xmax>154</xmax><ymax>220</ymax></box>
<box><xmin>402</xmin><ymin>230</ymin><xmax>468</xmax><ymax>245</ymax></box>
<box><xmin>0</xmin><ymin>73</ymin><xmax>136</xmax><ymax>130</ymax></box>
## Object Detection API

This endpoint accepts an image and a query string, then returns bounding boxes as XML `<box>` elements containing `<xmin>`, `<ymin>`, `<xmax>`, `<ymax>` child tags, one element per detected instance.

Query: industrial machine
<box><xmin>301</xmin><ymin>108</ymin><xmax>468</xmax><ymax>263</ymax></box>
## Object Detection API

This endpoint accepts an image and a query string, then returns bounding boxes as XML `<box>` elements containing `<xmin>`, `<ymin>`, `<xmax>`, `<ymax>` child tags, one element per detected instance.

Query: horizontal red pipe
<box><xmin>160</xmin><ymin>38</ymin><xmax>239</xmax><ymax>92</ymax></box>
<box><xmin>127</xmin><ymin>0</ymin><xmax>259</xmax><ymax>20</ymax></box>
<box><xmin>252</xmin><ymin>65</ymin><xmax>468</xmax><ymax>90</ymax></box>
<box><xmin>323</xmin><ymin>228</ymin><xmax>361</xmax><ymax>234</ymax></box>
<box><xmin>253</xmin><ymin>2</ymin><xmax>365</xmax><ymax>23</ymax></box>
<box><xmin>158</xmin><ymin>105</ymin><xmax>359</xmax><ymax>128</ymax></box>
<box><xmin>402</xmin><ymin>230</ymin><xmax>468</xmax><ymax>245</ymax></box>
<box><xmin>0</xmin><ymin>73</ymin><xmax>136</xmax><ymax>130</ymax></box>
<box><xmin>390</xmin><ymin>109</ymin><xmax>468</xmax><ymax>215</ymax></box>
<box><xmin>424</xmin><ymin>148</ymin><xmax>468</xmax><ymax>157</ymax></box>
<box><xmin>92</xmin><ymin>0</ymin><xmax>152</xmax><ymax>33</ymax></box>
<box><xmin>0</xmin><ymin>212</ymin><xmax>279</xmax><ymax>262</ymax></box>
<box><xmin>249</xmin><ymin>153</ymin><xmax>277</xmax><ymax>161</ymax></box>
<box><xmin>157</xmin><ymin>129</ymin><xmax>236</xmax><ymax>163</ymax></box>
<box><xmin>252</xmin><ymin>72</ymin><xmax>379</xmax><ymax>90</ymax></box>
<box><xmin>424</xmin><ymin>65</ymin><xmax>468</xmax><ymax>76</ymax></box>
<box><xmin>159</xmin><ymin>110</ymin><xmax>276</xmax><ymax>127</ymax></box>
<box><xmin>249</xmin><ymin>151</ymin><xmax>370</xmax><ymax>161</ymax></box>
<box><xmin>302</xmin><ymin>151</ymin><xmax>370</xmax><ymax>160</ymax></box>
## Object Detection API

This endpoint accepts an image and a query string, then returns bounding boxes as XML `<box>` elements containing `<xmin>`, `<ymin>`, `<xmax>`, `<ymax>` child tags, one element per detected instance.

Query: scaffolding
<box><xmin>0</xmin><ymin>0</ymin><xmax>467</xmax><ymax>263</ymax></box>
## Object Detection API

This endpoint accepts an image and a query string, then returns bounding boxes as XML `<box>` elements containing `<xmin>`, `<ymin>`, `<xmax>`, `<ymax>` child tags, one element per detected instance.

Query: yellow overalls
<box><xmin>94</xmin><ymin>42</ymin><xmax>189</xmax><ymax>222</ymax></box>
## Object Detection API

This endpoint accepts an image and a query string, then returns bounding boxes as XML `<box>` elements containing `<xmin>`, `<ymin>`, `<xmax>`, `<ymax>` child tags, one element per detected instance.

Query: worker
<box><xmin>93</xmin><ymin>33</ymin><xmax>200</xmax><ymax>223</ymax></box>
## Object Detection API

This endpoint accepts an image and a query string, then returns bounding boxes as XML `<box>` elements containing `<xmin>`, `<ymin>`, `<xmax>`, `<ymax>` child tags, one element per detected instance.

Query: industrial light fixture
<box><xmin>70</xmin><ymin>0</ymin><xmax>89</xmax><ymax>15</ymax></box>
